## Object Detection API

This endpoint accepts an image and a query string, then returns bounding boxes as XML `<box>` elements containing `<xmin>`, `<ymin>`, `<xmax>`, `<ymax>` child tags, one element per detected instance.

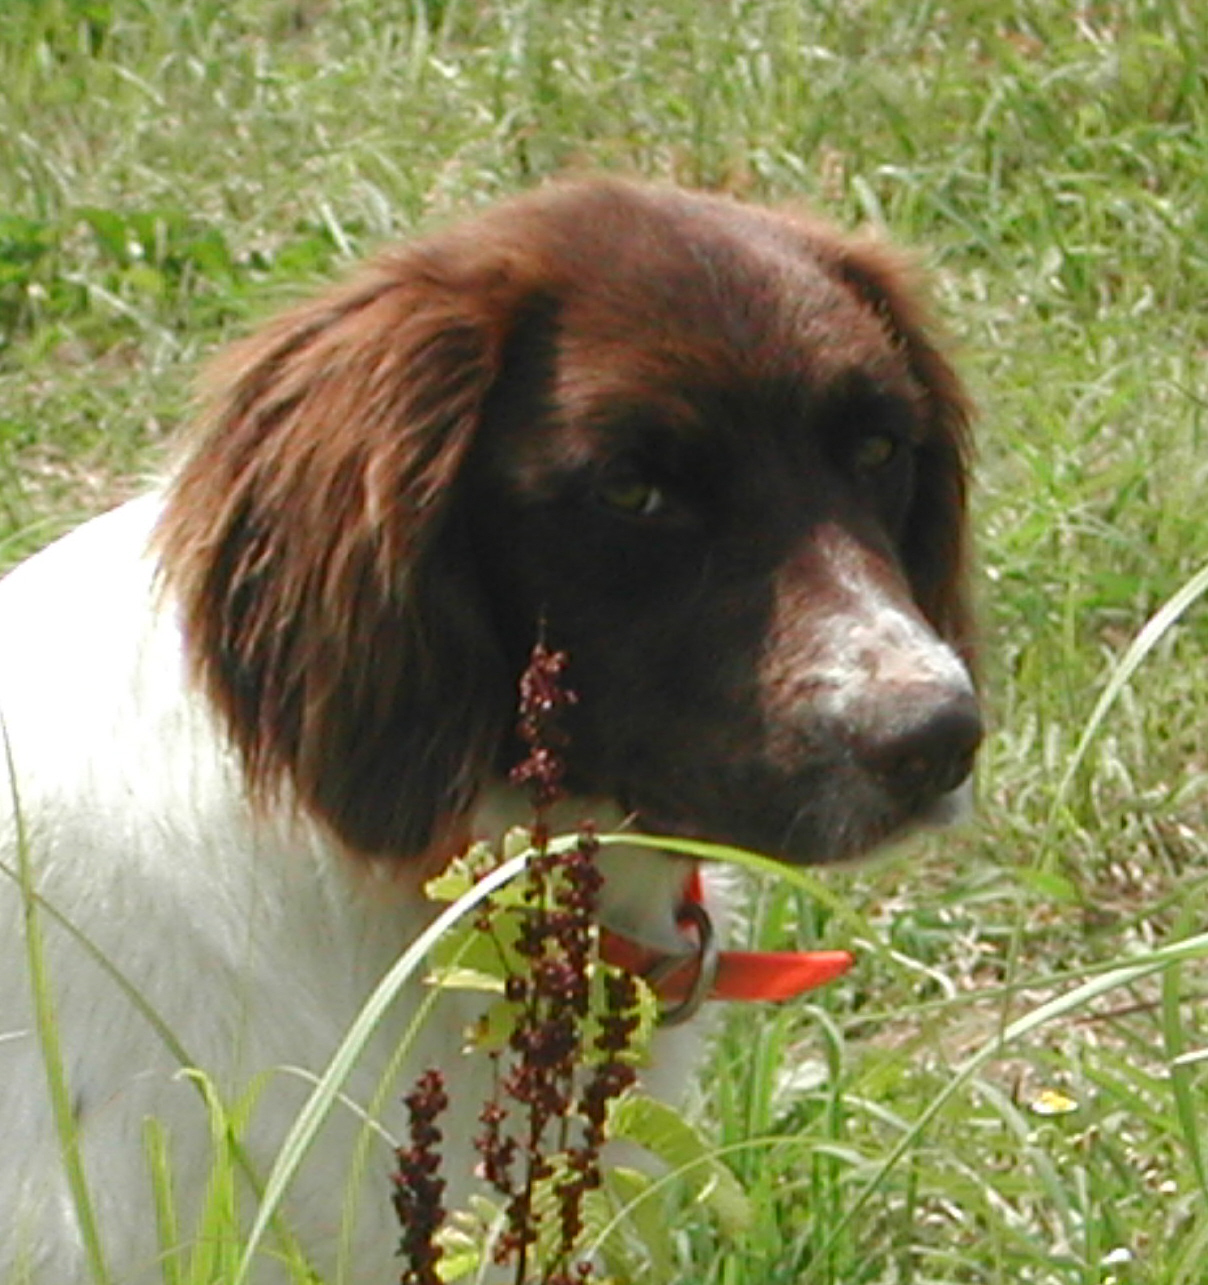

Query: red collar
<box><xmin>598</xmin><ymin>870</ymin><xmax>853</xmax><ymax>1017</ymax></box>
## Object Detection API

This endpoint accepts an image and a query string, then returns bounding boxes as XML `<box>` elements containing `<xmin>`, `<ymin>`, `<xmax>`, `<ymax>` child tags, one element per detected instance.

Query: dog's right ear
<box><xmin>157</xmin><ymin>239</ymin><xmax>538</xmax><ymax>861</ymax></box>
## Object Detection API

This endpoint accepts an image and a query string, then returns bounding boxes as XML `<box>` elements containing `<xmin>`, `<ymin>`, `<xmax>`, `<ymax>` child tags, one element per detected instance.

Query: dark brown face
<box><xmin>160</xmin><ymin>177</ymin><xmax>979</xmax><ymax>865</ymax></box>
<box><xmin>464</xmin><ymin>204</ymin><xmax>981</xmax><ymax>865</ymax></box>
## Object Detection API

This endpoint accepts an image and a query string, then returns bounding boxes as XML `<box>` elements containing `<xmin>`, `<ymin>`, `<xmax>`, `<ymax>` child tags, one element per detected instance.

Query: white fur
<box><xmin>0</xmin><ymin>497</ymin><xmax>703</xmax><ymax>1284</ymax></box>
<box><xmin>803</xmin><ymin>551</ymin><xmax>974</xmax><ymax>724</ymax></box>
<box><xmin>809</xmin><ymin>600</ymin><xmax>972</xmax><ymax>720</ymax></box>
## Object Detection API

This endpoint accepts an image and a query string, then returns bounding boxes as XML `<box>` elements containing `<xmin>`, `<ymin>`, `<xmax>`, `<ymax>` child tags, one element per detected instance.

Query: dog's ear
<box><xmin>828</xmin><ymin>239</ymin><xmax>976</xmax><ymax>667</ymax></box>
<box><xmin>157</xmin><ymin>245</ymin><xmax>531</xmax><ymax>859</ymax></box>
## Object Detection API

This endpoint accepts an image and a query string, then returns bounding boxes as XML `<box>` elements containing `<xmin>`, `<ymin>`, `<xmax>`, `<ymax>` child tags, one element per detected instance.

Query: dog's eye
<box><xmin>852</xmin><ymin>432</ymin><xmax>899</xmax><ymax>472</ymax></box>
<box><xmin>594</xmin><ymin>476</ymin><xmax>668</xmax><ymax>518</ymax></box>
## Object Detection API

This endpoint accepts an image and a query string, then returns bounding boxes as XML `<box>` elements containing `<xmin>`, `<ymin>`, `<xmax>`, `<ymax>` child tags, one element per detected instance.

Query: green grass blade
<box><xmin>233</xmin><ymin>847</ymin><xmax>535</xmax><ymax>1285</ymax></box>
<box><xmin>4</xmin><ymin>721</ymin><xmax>112</xmax><ymax>1285</ymax></box>
<box><xmin>797</xmin><ymin>931</ymin><xmax>1208</xmax><ymax>1283</ymax></box>
<box><xmin>1051</xmin><ymin>558</ymin><xmax>1208</xmax><ymax>819</ymax></box>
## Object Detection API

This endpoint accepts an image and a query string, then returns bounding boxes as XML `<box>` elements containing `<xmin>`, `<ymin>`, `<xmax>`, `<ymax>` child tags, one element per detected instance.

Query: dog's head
<box><xmin>159</xmin><ymin>178</ymin><xmax>980</xmax><ymax>868</ymax></box>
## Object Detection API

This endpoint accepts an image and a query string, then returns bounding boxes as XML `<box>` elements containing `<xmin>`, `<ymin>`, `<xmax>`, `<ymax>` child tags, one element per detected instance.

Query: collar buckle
<box><xmin>642</xmin><ymin>899</ymin><xmax>719</xmax><ymax>1027</ymax></box>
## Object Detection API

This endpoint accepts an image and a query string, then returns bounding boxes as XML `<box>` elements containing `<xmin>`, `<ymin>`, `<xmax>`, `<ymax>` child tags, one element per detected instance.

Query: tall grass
<box><xmin>2</xmin><ymin>0</ymin><xmax>1207</xmax><ymax>1280</ymax></box>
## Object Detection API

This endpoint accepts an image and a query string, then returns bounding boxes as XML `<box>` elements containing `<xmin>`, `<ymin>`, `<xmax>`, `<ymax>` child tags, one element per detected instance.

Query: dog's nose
<box><xmin>857</xmin><ymin>685</ymin><xmax>983</xmax><ymax>804</ymax></box>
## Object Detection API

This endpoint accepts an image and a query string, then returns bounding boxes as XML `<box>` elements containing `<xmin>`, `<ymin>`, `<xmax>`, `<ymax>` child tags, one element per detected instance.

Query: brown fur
<box><xmin>157</xmin><ymin>178</ymin><xmax>977</xmax><ymax>864</ymax></box>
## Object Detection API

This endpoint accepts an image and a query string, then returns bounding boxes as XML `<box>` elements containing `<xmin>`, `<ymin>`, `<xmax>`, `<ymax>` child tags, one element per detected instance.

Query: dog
<box><xmin>0</xmin><ymin>178</ymin><xmax>980</xmax><ymax>1283</ymax></box>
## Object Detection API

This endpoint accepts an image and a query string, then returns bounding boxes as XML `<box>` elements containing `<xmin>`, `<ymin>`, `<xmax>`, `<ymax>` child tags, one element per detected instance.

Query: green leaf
<box><xmin>425</xmin><ymin>838</ymin><xmax>533</xmax><ymax>906</ymax></box>
<box><xmin>580</xmin><ymin>963</ymin><xmax>660</xmax><ymax>1067</ymax></box>
<box><xmin>598</xmin><ymin>1167</ymin><xmax>673</xmax><ymax>1278</ymax></box>
<box><xmin>77</xmin><ymin>206</ymin><xmax>132</xmax><ymax>264</ymax></box>
<box><xmin>433</xmin><ymin>1221</ymin><xmax>483</xmax><ymax>1283</ymax></box>
<box><xmin>471</xmin><ymin>992</ymin><xmax>536</xmax><ymax>1053</ymax></box>
<box><xmin>1015</xmin><ymin>866</ymin><xmax>1079</xmax><ymax>902</ymax></box>
<box><xmin>428</xmin><ymin>899</ymin><xmax>523</xmax><ymax>978</ymax></box>
<box><xmin>607</xmin><ymin>1094</ymin><xmax>753</xmax><ymax>1235</ymax></box>
<box><xmin>429</xmin><ymin>960</ymin><xmax>507</xmax><ymax>993</ymax></box>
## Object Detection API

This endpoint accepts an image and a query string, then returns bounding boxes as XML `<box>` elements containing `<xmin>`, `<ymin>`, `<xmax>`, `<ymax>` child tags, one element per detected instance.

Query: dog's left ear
<box><xmin>829</xmin><ymin>239</ymin><xmax>976</xmax><ymax>667</ymax></box>
<box><xmin>158</xmin><ymin>243</ymin><xmax>533</xmax><ymax>860</ymax></box>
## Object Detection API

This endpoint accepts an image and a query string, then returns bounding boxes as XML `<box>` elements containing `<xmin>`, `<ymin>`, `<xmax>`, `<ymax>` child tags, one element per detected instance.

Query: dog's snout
<box><xmin>856</xmin><ymin>684</ymin><xmax>983</xmax><ymax>804</ymax></box>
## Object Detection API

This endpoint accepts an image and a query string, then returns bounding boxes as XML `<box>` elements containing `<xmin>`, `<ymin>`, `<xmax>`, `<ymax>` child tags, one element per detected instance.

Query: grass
<box><xmin>2</xmin><ymin>0</ymin><xmax>1207</xmax><ymax>1280</ymax></box>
